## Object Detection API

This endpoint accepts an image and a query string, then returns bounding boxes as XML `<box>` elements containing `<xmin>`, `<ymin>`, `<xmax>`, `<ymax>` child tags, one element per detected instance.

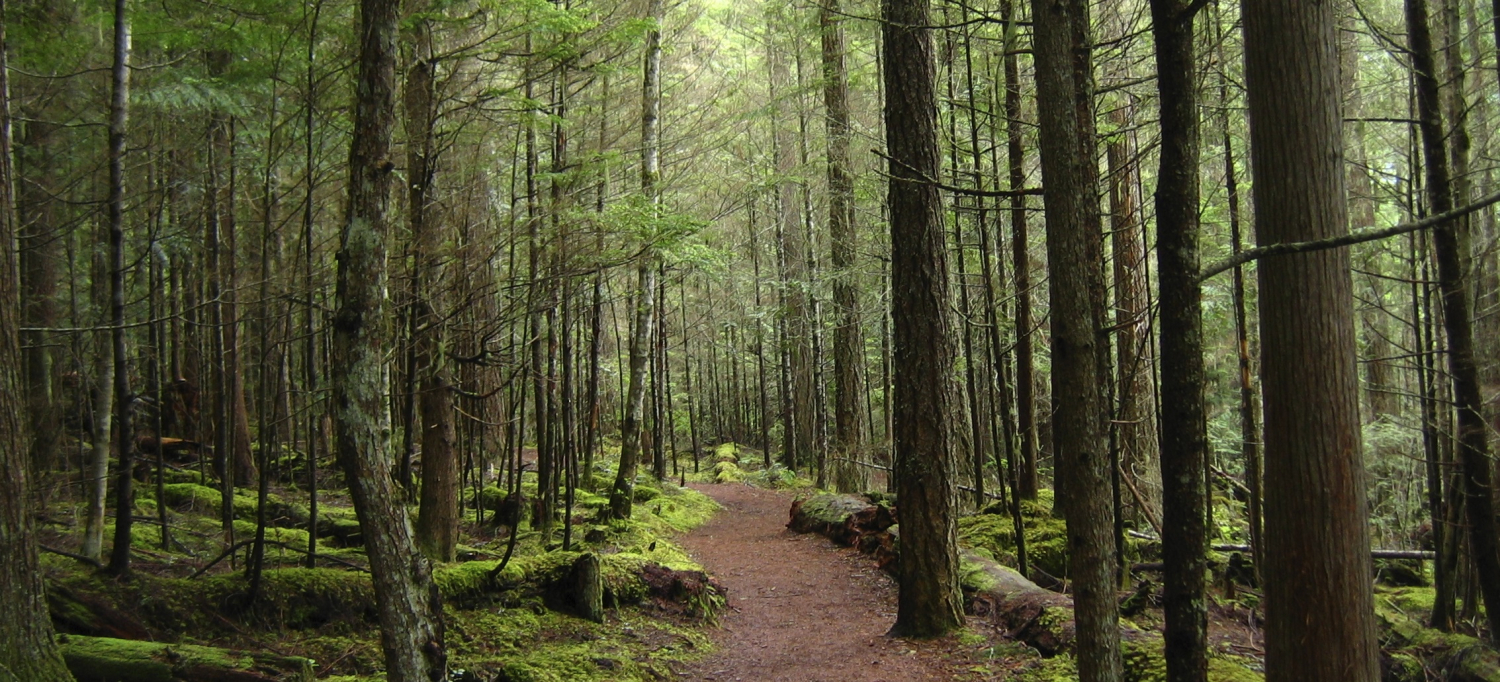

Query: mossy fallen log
<box><xmin>58</xmin><ymin>634</ymin><xmax>314</xmax><ymax>682</ymax></box>
<box><xmin>1377</xmin><ymin>591</ymin><xmax>1500</xmax><ymax>682</ymax></box>
<box><xmin>961</xmin><ymin>550</ymin><xmax>1076</xmax><ymax>655</ymax></box>
<box><xmin>786</xmin><ymin>493</ymin><xmax>895</xmax><ymax>547</ymax></box>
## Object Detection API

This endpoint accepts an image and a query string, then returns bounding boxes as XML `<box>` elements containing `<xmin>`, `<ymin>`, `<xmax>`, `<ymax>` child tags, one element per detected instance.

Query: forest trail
<box><xmin>675</xmin><ymin>483</ymin><xmax>956</xmax><ymax>681</ymax></box>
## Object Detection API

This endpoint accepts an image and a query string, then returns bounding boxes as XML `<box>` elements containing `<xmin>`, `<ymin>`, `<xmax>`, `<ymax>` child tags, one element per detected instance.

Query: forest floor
<box><xmin>674</xmin><ymin>482</ymin><xmax>980</xmax><ymax>681</ymax></box>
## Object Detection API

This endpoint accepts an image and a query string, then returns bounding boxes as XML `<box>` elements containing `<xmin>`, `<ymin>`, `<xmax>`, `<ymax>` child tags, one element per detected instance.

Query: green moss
<box><xmin>632</xmin><ymin>484</ymin><xmax>661</xmax><ymax>502</ymax></box>
<box><xmin>713</xmin><ymin>442</ymin><xmax>739</xmax><ymax>463</ymax></box>
<box><xmin>448</xmin><ymin>608</ymin><xmax>710</xmax><ymax>682</ymax></box>
<box><xmin>1208</xmin><ymin>657</ymin><xmax>1264</xmax><ymax>682</ymax></box>
<box><xmin>958</xmin><ymin>509</ymin><xmax>1069</xmax><ymax>579</ymax></box>
<box><xmin>959</xmin><ymin>554</ymin><xmax>999</xmax><ymax>593</ymax></box>
<box><xmin>57</xmin><ymin>634</ymin><xmax>314</xmax><ymax>682</ymax></box>
<box><xmin>1119</xmin><ymin>637</ymin><xmax>1261</xmax><ymax>682</ymax></box>
<box><xmin>1012</xmin><ymin>654</ymin><xmax>1077</xmax><ymax>682</ymax></box>
<box><xmin>232</xmin><ymin>521</ymin><xmax>312</xmax><ymax>548</ymax></box>
<box><xmin>713</xmin><ymin>460</ymin><xmax>744</xmax><ymax>483</ymax></box>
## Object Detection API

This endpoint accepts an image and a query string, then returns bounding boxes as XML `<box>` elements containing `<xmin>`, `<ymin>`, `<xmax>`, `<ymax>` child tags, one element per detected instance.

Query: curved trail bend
<box><xmin>676</xmin><ymin>483</ymin><xmax>955</xmax><ymax>681</ymax></box>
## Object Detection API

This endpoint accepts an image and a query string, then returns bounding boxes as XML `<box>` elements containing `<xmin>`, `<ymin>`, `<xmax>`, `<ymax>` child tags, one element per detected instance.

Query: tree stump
<box><xmin>571</xmin><ymin>553</ymin><xmax>604</xmax><ymax>623</ymax></box>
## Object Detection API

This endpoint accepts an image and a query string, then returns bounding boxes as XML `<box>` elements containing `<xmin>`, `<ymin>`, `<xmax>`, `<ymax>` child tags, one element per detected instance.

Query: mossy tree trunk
<box><xmin>332</xmin><ymin>0</ymin><xmax>446</xmax><ymax>677</ymax></box>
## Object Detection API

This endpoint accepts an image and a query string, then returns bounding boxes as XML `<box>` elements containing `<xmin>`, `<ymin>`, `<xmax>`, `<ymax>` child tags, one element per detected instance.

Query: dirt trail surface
<box><xmin>675</xmin><ymin>483</ymin><xmax>958</xmax><ymax>681</ymax></box>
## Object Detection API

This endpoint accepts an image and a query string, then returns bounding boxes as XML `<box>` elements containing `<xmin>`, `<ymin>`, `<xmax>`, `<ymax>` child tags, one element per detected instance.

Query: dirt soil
<box><xmin>675</xmin><ymin>483</ymin><xmax>963</xmax><ymax>681</ymax></box>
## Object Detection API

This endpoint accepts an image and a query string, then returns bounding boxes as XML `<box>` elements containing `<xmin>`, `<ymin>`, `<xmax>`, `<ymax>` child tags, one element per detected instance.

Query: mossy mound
<box><xmin>1119</xmin><ymin>637</ymin><xmax>1263</xmax><ymax>682</ymax></box>
<box><xmin>712</xmin><ymin>443</ymin><xmax>739</xmax><ymax>463</ymax></box>
<box><xmin>958</xmin><ymin>507</ymin><xmax>1069</xmax><ymax>581</ymax></box>
<box><xmin>1012</xmin><ymin>641</ymin><xmax>1261</xmax><ymax>682</ymax></box>
<box><xmin>713</xmin><ymin>460</ymin><xmax>744</xmax><ymax>483</ymax></box>
<box><xmin>448</xmin><ymin>609</ymin><xmax>712</xmax><ymax>682</ymax></box>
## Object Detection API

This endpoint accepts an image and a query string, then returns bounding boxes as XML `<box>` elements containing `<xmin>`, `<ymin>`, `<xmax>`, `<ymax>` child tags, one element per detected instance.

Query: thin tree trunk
<box><xmin>1151</xmin><ymin>1</ymin><xmax>1207</xmax><ymax>679</ymax></box>
<box><xmin>103</xmin><ymin>0</ymin><xmax>134</xmax><ymax>577</ymax></box>
<box><xmin>1003</xmin><ymin>0</ymin><xmax>1037</xmax><ymax>500</ymax></box>
<box><xmin>1407</xmin><ymin>0</ymin><xmax>1500</xmax><ymax>644</ymax></box>
<box><xmin>407</xmin><ymin>14</ymin><xmax>459</xmax><ymax>563</ymax></box>
<box><xmin>608</xmin><ymin>0</ymin><xmax>663</xmax><ymax>521</ymax></box>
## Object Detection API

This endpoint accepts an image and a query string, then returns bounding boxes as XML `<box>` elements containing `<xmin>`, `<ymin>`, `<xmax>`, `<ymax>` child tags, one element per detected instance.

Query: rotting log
<box><xmin>787</xmin><ymin>493</ymin><xmax>895</xmax><ymax>546</ymax></box>
<box><xmin>58</xmin><ymin>634</ymin><xmax>315</xmax><ymax>682</ymax></box>
<box><xmin>960</xmin><ymin>550</ymin><xmax>1077</xmax><ymax>655</ymax></box>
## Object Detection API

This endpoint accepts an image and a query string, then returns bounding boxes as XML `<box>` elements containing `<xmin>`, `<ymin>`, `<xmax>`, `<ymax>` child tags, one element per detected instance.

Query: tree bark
<box><xmin>333</xmin><ymin>0</ymin><xmax>446</xmax><ymax>676</ymax></box>
<box><xmin>103</xmin><ymin>0</ymin><xmax>134</xmax><ymax>578</ymax></box>
<box><xmin>608</xmin><ymin>0</ymin><xmax>664</xmax><ymax>521</ymax></box>
<box><xmin>1002</xmin><ymin>0</ymin><xmax>1037</xmax><ymax>501</ymax></box>
<box><xmin>406</xmin><ymin>12</ymin><xmax>458</xmax><ymax>564</ymax></box>
<box><xmin>821</xmin><ymin>0</ymin><xmax>866</xmax><ymax>467</ymax></box>
<box><xmin>1406</xmin><ymin>0</ymin><xmax>1500</xmax><ymax>645</ymax></box>
<box><xmin>1150</xmin><ymin>1</ymin><xmax>1208</xmax><ymax>679</ymax></box>
<box><xmin>0</xmin><ymin>0</ymin><xmax>74</xmax><ymax>674</ymax></box>
<box><xmin>1029</xmin><ymin>0</ymin><xmax>1119</xmax><ymax>677</ymax></box>
<box><xmin>1243</xmin><ymin>0</ymin><xmax>1381</xmax><ymax>678</ymax></box>
<box><xmin>881</xmin><ymin>0</ymin><xmax>964</xmax><ymax>639</ymax></box>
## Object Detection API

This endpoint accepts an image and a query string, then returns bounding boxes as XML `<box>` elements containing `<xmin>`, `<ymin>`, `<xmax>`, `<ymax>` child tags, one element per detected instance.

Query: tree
<box><xmin>407</xmin><ymin>6</ymin><xmax>460</xmax><ymax>564</ymax></box>
<box><xmin>1243</xmin><ymin>0</ymin><xmax>1381</xmax><ymax>678</ymax></box>
<box><xmin>1030</xmin><ymin>0</ymin><xmax>1119</xmax><ymax>677</ymax></box>
<box><xmin>881</xmin><ymin>0</ymin><xmax>963</xmax><ymax>639</ymax></box>
<box><xmin>1405</xmin><ymin>0</ymin><xmax>1500</xmax><ymax>644</ymax></box>
<box><xmin>820</xmin><ymin>0</ymin><xmax>866</xmax><ymax>472</ymax></box>
<box><xmin>608</xmin><ymin>0</ymin><xmax>664</xmax><ymax>522</ymax></box>
<box><xmin>332</xmin><ymin>0</ymin><xmax>446</xmax><ymax>676</ymax></box>
<box><xmin>103</xmin><ymin>0</ymin><xmax>134</xmax><ymax>578</ymax></box>
<box><xmin>1151</xmin><ymin>0</ymin><xmax>1208</xmax><ymax>679</ymax></box>
<box><xmin>0</xmin><ymin>0</ymin><xmax>75</xmax><ymax>675</ymax></box>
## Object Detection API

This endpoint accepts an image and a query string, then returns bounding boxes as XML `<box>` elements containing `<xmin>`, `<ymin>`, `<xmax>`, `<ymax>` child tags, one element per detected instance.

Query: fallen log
<box><xmin>786</xmin><ymin>493</ymin><xmax>895</xmax><ymax>547</ymax></box>
<box><xmin>961</xmin><ymin>550</ymin><xmax>1076</xmax><ymax>655</ymax></box>
<box><xmin>58</xmin><ymin>634</ymin><xmax>315</xmax><ymax>682</ymax></box>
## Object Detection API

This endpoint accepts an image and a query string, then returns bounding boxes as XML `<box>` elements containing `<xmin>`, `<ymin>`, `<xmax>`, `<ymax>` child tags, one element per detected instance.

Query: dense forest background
<box><xmin>2</xmin><ymin>0</ymin><xmax>1500</xmax><ymax>679</ymax></box>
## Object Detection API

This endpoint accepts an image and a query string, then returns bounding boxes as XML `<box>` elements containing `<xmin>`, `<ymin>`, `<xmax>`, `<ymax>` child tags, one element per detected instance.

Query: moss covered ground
<box><xmin>37</xmin><ymin>455</ymin><xmax>726</xmax><ymax>681</ymax></box>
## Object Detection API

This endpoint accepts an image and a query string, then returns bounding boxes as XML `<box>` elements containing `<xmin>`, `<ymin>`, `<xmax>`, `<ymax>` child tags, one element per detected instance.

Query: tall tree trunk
<box><xmin>0</xmin><ymin>0</ymin><xmax>74</xmax><ymax>673</ymax></box>
<box><xmin>1106</xmin><ymin>104</ymin><xmax>1160</xmax><ymax>526</ymax></box>
<box><xmin>1031</xmin><ymin>0</ymin><xmax>1118</xmax><ymax>677</ymax></box>
<box><xmin>333</xmin><ymin>0</ymin><xmax>446</xmax><ymax>675</ymax></box>
<box><xmin>103</xmin><ymin>0</ymin><xmax>134</xmax><ymax>577</ymax></box>
<box><xmin>608</xmin><ymin>0</ymin><xmax>663</xmax><ymax>521</ymax></box>
<box><xmin>1244</xmin><ymin>0</ymin><xmax>1381</xmax><ymax>678</ymax></box>
<box><xmin>881</xmin><ymin>0</ymin><xmax>963</xmax><ymax>639</ymax></box>
<box><xmin>17</xmin><ymin>117</ymin><xmax>59</xmax><ymax>477</ymax></box>
<box><xmin>1407</xmin><ymin>0</ymin><xmax>1500</xmax><ymax>644</ymax></box>
<box><xmin>820</xmin><ymin>0</ymin><xmax>866</xmax><ymax>468</ymax></box>
<box><xmin>1003</xmin><ymin>0</ymin><xmax>1037</xmax><ymax>500</ymax></box>
<box><xmin>407</xmin><ymin>14</ymin><xmax>458</xmax><ymax>563</ymax></box>
<box><xmin>768</xmin><ymin>15</ymin><xmax>814</xmax><ymax>474</ymax></box>
<box><xmin>1150</xmin><ymin>1</ymin><xmax>1207</xmax><ymax>679</ymax></box>
<box><xmin>1032</xmin><ymin>0</ymin><xmax>1116</xmax><ymax>674</ymax></box>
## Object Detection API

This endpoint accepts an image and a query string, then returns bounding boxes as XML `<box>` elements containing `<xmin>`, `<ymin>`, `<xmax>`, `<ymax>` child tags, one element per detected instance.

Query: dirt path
<box><xmin>675</xmin><ymin>483</ymin><xmax>957</xmax><ymax>681</ymax></box>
